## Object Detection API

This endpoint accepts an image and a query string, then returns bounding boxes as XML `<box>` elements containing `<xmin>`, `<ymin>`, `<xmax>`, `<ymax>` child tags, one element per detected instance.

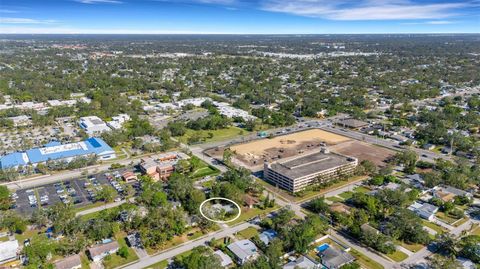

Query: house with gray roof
<box><xmin>283</xmin><ymin>255</ymin><xmax>321</xmax><ymax>269</ymax></box>
<box><xmin>319</xmin><ymin>247</ymin><xmax>355</xmax><ymax>269</ymax></box>
<box><xmin>227</xmin><ymin>239</ymin><xmax>259</xmax><ymax>265</ymax></box>
<box><xmin>54</xmin><ymin>254</ymin><xmax>82</xmax><ymax>269</ymax></box>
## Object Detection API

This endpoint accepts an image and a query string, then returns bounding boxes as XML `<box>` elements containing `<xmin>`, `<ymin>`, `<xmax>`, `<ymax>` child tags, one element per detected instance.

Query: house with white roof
<box><xmin>408</xmin><ymin>202</ymin><xmax>439</xmax><ymax>221</ymax></box>
<box><xmin>0</xmin><ymin>240</ymin><xmax>19</xmax><ymax>265</ymax></box>
<box><xmin>214</xmin><ymin>250</ymin><xmax>233</xmax><ymax>267</ymax></box>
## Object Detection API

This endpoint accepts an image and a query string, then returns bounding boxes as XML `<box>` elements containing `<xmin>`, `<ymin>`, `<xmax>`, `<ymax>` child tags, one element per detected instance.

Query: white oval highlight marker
<box><xmin>199</xmin><ymin>197</ymin><xmax>242</xmax><ymax>224</ymax></box>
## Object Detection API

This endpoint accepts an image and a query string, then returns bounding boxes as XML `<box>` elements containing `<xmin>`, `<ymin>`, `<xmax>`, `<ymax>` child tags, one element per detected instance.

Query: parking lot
<box><xmin>12</xmin><ymin>168</ymin><xmax>139</xmax><ymax>216</ymax></box>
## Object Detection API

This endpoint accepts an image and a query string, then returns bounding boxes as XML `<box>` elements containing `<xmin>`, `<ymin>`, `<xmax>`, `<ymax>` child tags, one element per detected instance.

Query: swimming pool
<box><xmin>316</xmin><ymin>243</ymin><xmax>330</xmax><ymax>252</ymax></box>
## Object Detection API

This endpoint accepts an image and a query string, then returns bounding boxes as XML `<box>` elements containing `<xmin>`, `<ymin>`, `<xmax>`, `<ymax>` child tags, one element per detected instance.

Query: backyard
<box><xmin>103</xmin><ymin>232</ymin><xmax>139</xmax><ymax>269</ymax></box>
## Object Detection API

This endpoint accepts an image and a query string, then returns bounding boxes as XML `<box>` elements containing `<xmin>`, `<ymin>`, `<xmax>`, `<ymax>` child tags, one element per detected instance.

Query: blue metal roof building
<box><xmin>0</xmin><ymin>138</ymin><xmax>116</xmax><ymax>170</ymax></box>
<box><xmin>0</xmin><ymin>152</ymin><xmax>29</xmax><ymax>169</ymax></box>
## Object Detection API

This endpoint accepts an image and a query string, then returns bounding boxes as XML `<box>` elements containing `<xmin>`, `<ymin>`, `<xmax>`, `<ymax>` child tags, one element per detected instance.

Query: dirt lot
<box><xmin>330</xmin><ymin>140</ymin><xmax>395</xmax><ymax>167</ymax></box>
<box><xmin>224</xmin><ymin>129</ymin><xmax>351</xmax><ymax>170</ymax></box>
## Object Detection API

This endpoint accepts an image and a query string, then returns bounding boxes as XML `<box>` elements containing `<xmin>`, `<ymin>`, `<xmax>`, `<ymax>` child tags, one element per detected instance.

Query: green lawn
<box><xmin>398</xmin><ymin>241</ymin><xmax>425</xmax><ymax>253</ymax></box>
<box><xmin>353</xmin><ymin>186</ymin><xmax>371</xmax><ymax>193</ymax></box>
<box><xmin>103</xmin><ymin>233</ymin><xmax>139</xmax><ymax>269</ymax></box>
<box><xmin>338</xmin><ymin>191</ymin><xmax>353</xmax><ymax>200</ymax></box>
<box><xmin>191</xmin><ymin>166</ymin><xmax>219</xmax><ymax>179</ymax></box>
<box><xmin>470</xmin><ymin>226</ymin><xmax>480</xmax><ymax>236</ymax></box>
<box><xmin>435</xmin><ymin>212</ymin><xmax>459</xmax><ymax>224</ymax></box>
<box><xmin>177</xmin><ymin>126</ymin><xmax>250</xmax><ymax>145</ymax></box>
<box><xmin>326</xmin><ymin>196</ymin><xmax>344</xmax><ymax>202</ymax></box>
<box><xmin>201</xmin><ymin>180</ymin><xmax>215</xmax><ymax>189</ymax></box>
<box><xmin>15</xmin><ymin>229</ymin><xmax>42</xmax><ymax>245</ymax></box>
<box><xmin>236</xmin><ymin>227</ymin><xmax>259</xmax><ymax>239</ymax></box>
<box><xmin>143</xmin><ymin>260</ymin><xmax>168</xmax><ymax>269</ymax></box>
<box><xmin>74</xmin><ymin>201</ymin><xmax>107</xmax><ymax>214</ymax></box>
<box><xmin>349</xmin><ymin>249</ymin><xmax>384</xmax><ymax>269</ymax></box>
<box><xmin>452</xmin><ymin>217</ymin><xmax>469</xmax><ymax>227</ymax></box>
<box><xmin>386</xmin><ymin>250</ymin><xmax>409</xmax><ymax>262</ymax></box>
<box><xmin>228</xmin><ymin>205</ymin><xmax>280</xmax><ymax>226</ymax></box>
<box><xmin>422</xmin><ymin>220</ymin><xmax>448</xmax><ymax>234</ymax></box>
<box><xmin>80</xmin><ymin>253</ymin><xmax>91</xmax><ymax>269</ymax></box>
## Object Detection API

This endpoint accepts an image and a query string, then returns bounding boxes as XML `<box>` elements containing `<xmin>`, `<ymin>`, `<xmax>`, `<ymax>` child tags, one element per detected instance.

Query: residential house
<box><xmin>227</xmin><ymin>240</ymin><xmax>259</xmax><ymax>265</ymax></box>
<box><xmin>283</xmin><ymin>255</ymin><xmax>321</xmax><ymax>269</ymax></box>
<box><xmin>54</xmin><ymin>254</ymin><xmax>82</xmax><ymax>269</ymax></box>
<box><xmin>87</xmin><ymin>241</ymin><xmax>120</xmax><ymax>262</ymax></box>
<box><xmin>0</xmin><ymin>240</ymin><xmax>19</xmax><ymax>265</ymax></box>
<box><xmin>433</xmin><ymin>186</ymin><xmax>472</xmax><ymax>202</ymax></box>
<box><xmin>422</xmin><ymin>144</ymin><xmax>436</xmax><ymax>150</ymax></box>
<box><xmin>214</xmin><ymin>250</ymin><xmax>233</xmax><ymax>267</ymax></box>
<box><xmin>259</xmin><ymin>230</ymin><xmax>278</xmax><ymax>246</ymax></box>
<box><xmin>329</xmin><ymin>203</ymin><xmax>352</xmax><ymax>215</ymax></box>
<box><xmin>361</xmin><ymin>223</ymin><xmax>380</xmax><ymax>235</ymax></box>
<box><xmin>244</xmin><ymin>194</ymin><xmax>259</xmax><ymax>209</ymax></box>
<box><xmin>408</xmin><ymin>202</ymin><xmax>439</xmax><ymax>221</ymax></box>
<box><xmin>457</xmin><ymin>257</ymin><xmax>476</xmax><ymax>269</ymax></box>
<box><xmin>319</xmin><ymin>247</ymin><xmax>355</xmax><ymax>269</ymax></box>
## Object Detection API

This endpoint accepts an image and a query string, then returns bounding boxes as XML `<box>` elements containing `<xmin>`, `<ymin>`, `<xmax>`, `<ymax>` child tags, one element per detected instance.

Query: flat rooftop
<box><xmin>268</xmin><ymin>150</ymin><xmax>355</xmax><ymax>179</ymax></box>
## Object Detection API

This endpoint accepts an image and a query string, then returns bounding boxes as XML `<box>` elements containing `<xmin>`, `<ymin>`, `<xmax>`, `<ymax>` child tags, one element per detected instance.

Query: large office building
<box><xmin>0</xmin><ymin>138</ymin><xmax>116</xmax><ymax>170</ymax></box>
<box><xmin>264</xmin><ymin>149</ymin><xmax>357</xmax><ymax>193</ymax></box>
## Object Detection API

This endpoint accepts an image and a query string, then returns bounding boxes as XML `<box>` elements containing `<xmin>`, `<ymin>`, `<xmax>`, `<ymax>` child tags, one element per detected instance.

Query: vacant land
<box><xmin>143</xmin><ymin>260</ymin><xmax>168</xmax><ymax>269</ymax></box>
<box><xmin>177</xmin><ymin>126</ymin><xmax>248</xmax><ymax>144</ymax></box>
<box><xmin>230</xmin><ymin>129</ymin><xmax>350</xmax><ymax>169</ymax></box>
<box><xmin>237</xmin><ymin>227</ymin><xmax>259</xmax><ymax>239</ymax></box>
<box><xmin>386</xmin><ymin>249</ymin><xmax>409</xmax><ymax>262</ymax></box>
<box><xmin>330</xmin><ymin>140</ymin><xmax>395</xmax><ymax>166</ymax></box>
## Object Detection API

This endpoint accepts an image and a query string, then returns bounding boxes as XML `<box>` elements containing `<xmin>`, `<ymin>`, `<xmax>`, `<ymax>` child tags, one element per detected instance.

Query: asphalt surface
<box><xmin>12</xmin><ymin>168</ymin><xmax>136</xmax><ymax>216</ymax></box>
<box><xmin>121</xmin><ymin>222</ymin><xmax>257</xmax><ymax>269</ymax></box>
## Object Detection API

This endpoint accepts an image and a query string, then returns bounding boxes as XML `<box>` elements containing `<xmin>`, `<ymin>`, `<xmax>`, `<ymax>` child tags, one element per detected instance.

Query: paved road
<box><xmin>2</xmin><ymin>154</ymin><xmax>147</xmax><ymax>191</ymax></box>
<box><xmin>75</xmin><ymin>197</ymin><xmax>135</xmax><ymax>217</ymax></box>
<box><xmin>329</xmin><ymin>229</ymin><xmax>397</xmax><ymax>269</ymax></box>
<box><xmin>121</xmin><ymin>222</ymin><xmax>256</xmax><ymax>269</ymax></box>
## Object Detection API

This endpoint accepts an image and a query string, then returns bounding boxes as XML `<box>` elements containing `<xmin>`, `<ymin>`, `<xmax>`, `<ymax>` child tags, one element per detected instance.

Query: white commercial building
<box><xmin>79</xmin><ymin>116</ymin><xmax>111</xmax><ymax>136</ymax></box>
<box><xmin>213</xmin><ymin>101</ymin><xmax>256</xmax><ymax>121</ymax></box>
<box><xmin>107</xmin><ymin>114</ymin><xmax>130</xmax><ymax>130</ymax></box>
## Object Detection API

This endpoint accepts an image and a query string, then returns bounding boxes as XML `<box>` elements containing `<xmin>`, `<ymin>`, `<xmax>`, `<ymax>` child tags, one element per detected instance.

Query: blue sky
<box><xmin>0</xmin><ymin>0</ymin><xmax>478</xmax><ymax>34</ymax></box>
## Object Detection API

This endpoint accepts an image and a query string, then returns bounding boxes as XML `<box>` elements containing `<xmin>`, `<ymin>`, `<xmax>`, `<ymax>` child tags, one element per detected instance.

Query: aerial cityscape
<box><xmin>0</xmin><ymin>1</ymin><xmax>479</xmax><ymax>269</ymax></box>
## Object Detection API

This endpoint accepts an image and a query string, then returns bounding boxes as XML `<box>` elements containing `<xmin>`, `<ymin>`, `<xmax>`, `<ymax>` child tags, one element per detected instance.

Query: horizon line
<box><xmin>1</xmin><ymin>32</ymin><xmax>479</xmax><ymax>35</ymax></box>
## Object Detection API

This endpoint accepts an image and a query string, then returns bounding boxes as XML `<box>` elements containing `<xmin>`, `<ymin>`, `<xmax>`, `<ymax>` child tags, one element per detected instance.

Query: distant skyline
<box><xmin>0</xmin><ymin>0</ymin><xmax>479</xmax><ymax>34</ymax></box>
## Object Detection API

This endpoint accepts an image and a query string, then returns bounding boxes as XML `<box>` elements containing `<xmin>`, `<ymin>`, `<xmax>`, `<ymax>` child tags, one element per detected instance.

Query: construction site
<box><xmin>204</xmin><ymin>129</ymin><xmax>395</xmax><ymax>172</ymax></box>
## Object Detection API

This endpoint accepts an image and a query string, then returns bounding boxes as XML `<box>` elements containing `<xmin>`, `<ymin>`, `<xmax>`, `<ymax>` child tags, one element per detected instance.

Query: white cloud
<box><xmin>153</xmin><ymin>0</ymin><xmax>237</xmax><ymax>5</ymax></box>
<box><xmin>0</xmin><ymin>9</ymin><xmax>18</xmax><ymax>13</ymax></box>
<box><xmin>74</xmin><ymin>0</ymin><xmax>123</xmax><ymax>4</ymax></box>
<box><xmin>0</xmin><ymin>17</ymin><xmax>57</xmax><ymax>24</ymax></box>
<box><xmin>261</xmin><ymin>0</ymin><xmax>470</xmax><ymax>20</ymax></box>
<box><xmin>0</xmin><ymin>26</ymin><xmax>232</xmax><ymax>34</ymax></box>
<box><xmin>402</xmin><ymin>20</ymin><xmax>458</xmax><ymax>25</ymax></box>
